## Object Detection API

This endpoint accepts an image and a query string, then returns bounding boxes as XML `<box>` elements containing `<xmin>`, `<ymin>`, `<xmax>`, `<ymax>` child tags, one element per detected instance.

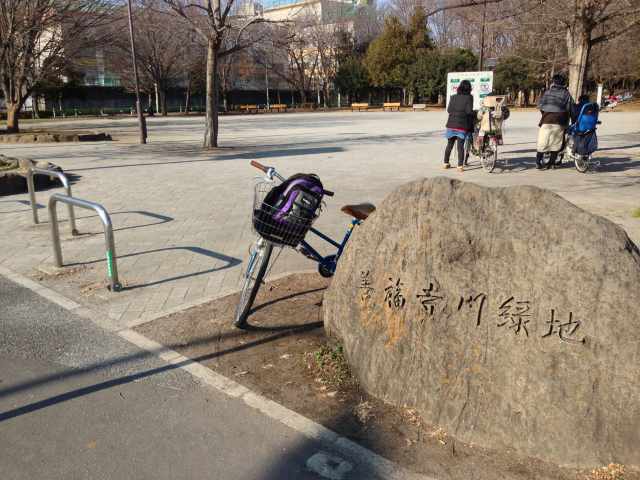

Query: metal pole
<box><xmin>28</xmin><ymin>167</ymin><xmax>79</xmax><ymax>236</ymax></box>
<box><xmin>478</xmin><ymin>0</ymin><xmax>487</xmax><ymax>71</ymax></box>
<box><xmin>27</xmin><ymin>172</ymin><xmax>38</xmax><ymax>224</ymax></box>
<box><xmin>48</xmin><ymin>194</ymin><xmax>121</xmax><ymax>291</ymax></box>
<box><xmin>49</xmin><ymin>199</ymin><xmax>63</xmax><ymax>267</ymax></box>
<box><xmin>265</xmin><ymin>64</ymin><xmax>270</xmax><ymax>110</ymax></box>
<box><xmin>127</xmin><ymin>0</ymin><xmax>147</xmax><ymax>144</ymax></box>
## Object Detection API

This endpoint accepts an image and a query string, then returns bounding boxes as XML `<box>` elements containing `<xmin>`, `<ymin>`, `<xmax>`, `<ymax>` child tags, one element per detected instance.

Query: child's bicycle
<box><xmin>234</xmin><ymin>160</ymin><xmax>375</xmax><ymax>329</ymax></box>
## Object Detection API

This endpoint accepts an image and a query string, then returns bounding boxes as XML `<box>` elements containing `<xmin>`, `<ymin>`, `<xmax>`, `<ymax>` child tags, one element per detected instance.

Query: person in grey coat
<box><xmin>536</xmin><ymin>74</ymin><xmax>575</xmax><ymax>169</ymax></box>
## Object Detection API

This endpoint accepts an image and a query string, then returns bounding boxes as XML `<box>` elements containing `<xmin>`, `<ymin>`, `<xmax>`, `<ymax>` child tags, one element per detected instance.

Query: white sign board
<box><xmin>446</xmin><ymin>71</ymin><xmax>494</xmax><ymax>110</ymax></box>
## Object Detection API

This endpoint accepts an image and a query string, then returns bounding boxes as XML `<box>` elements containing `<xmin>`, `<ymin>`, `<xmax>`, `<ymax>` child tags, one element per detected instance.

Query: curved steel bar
<box><xmin>28</xmin><ymin>167</ymin><xmax>79</xmax><ymax>236</ymax></box>
<box><xmin>48</xmin><ymin>193</ymin><xmax>121</xmax><ymax>292</ymax></box>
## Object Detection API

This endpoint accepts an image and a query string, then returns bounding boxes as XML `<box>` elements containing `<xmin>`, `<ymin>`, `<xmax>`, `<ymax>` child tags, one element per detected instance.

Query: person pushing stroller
<box><xmin>536</xmin><ymin>74</ymin><xmax>575</xmax><ymax>170</ymax></box>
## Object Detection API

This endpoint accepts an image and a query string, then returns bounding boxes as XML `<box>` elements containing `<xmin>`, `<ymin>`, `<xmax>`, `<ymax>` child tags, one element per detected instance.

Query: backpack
<box><xmin>254</xmin><ymin>173</ymin><xmax>324</xmax><ymax>246</ymax></box>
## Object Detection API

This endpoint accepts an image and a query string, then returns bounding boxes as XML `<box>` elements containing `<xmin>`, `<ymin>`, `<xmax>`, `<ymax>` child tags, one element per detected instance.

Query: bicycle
<box><xmin>465</xmin><ymin>129</ymin><xmax>501</xmax><ymax>172</ymax></box>
<box><xmin>234</xmin><ymin>160</ymin><xmax>376</xmax><ymax>329</ymax></box>
<box><xmin>541</xmin><ymin>131</ymin><xmax>600</xmax><ymax>173</ymax></box>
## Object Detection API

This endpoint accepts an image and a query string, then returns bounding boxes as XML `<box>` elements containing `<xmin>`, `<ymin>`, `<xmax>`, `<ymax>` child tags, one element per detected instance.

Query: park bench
<box><xmin>269</xmin><ymin>104</ymin><xmax>287</xmax><ymax>112</ymax></box>
<box><xmin>240</xmin><ymin>104</ymin><xmax>259</xmax><ymax>114</ymax></box>
<box><xmin>383</xmin><ymin>102</ymin><xmax>401</xmax><ymax>111</ymax></box>
<box><xmin>412</xmin><ymin>104</ymin><xmax>427</xmax><ymax>111</ymax></box>
<box><xmin>351</xmin><ymin>103</ymin><xmax>369</xmax><ymax>112</ymax></box>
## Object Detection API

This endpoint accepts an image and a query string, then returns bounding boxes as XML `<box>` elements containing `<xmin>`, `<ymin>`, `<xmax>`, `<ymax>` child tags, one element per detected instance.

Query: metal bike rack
<box><xmin>48</xmin><ymin>194</ymin><xmax>122</xmax><ymax>292</ymax></box>
<box><xmin>27</xmin><ymin>167</ymin><xmax>79</xmax><ymax>236</ymax></box>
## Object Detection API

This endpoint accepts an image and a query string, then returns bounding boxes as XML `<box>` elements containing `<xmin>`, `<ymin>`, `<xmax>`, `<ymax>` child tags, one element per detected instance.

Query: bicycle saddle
<box><xmin>341</xmin><ymin>203</ymin><xmax>376</xmax><ymax>220</ymax></box>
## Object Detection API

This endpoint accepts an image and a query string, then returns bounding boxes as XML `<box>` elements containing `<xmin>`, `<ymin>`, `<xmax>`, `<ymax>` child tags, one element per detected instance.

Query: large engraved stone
<box><xmin>324</xmin><ymin>177</ymin><xmax>640</xmax><ymax>468</ymax></box>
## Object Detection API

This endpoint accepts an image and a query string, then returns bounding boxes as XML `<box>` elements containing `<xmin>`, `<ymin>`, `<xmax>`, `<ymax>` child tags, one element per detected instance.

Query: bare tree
<box><xmin>255</xmin><ymin>20</ymin><xmax>319</xmax><ymax>104</ymax></box>
<box><xmin>0</xmin><ymin>0</ymin><xmax>113</xmax><ymax>132</ymax></box>
<box><xmin>113</xmin><ymin>1</ymin><xmax>191</xmax><ymax>116</ymax></box>
<box><xmin>537</xmin><ymin>0</ymin><xmax>640</xmax><ymax>98</ymax></box>
<box><xmin>162</xmin><ymin>0</ymin><xmax>269</xmax><ymax>148</ymax></box>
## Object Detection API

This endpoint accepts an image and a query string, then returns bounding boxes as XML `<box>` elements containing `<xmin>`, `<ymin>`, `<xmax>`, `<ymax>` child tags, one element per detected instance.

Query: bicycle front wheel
<box><xmin>234</xmin><ymin>237</ymin><xmax>273</xmax><ymax>329</ymax></box>
<box><xmin>575</xmin><ymin>154</ymin><xmax>589</xmax><ymax>173</ymax></box>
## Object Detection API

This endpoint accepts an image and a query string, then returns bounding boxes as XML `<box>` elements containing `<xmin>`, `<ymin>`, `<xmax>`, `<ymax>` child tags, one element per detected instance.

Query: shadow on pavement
<box><xmin>66</xmin><ymin>245</ymin><xmax>241</xmax><ymax>289</ymax></box>
<box><xmin>70</xmin><ymin>146</ymin><xmax>345</xmax><ymax>172</ymax></box>
<box><xmin>71</xmin><ymin>209</ymin><xmax>174</xmax><ymax>234</ymax></box>
<box><xmin>0</xmin><ymin>199</ymin><xmax>45</xmax><ymax>214</ymax></box>
<box><xmin>0</xmin><ymin>321</ymin><xmax>322</xmax><ymax>422</ymax></box>
<box><xmin>595</xmin><ymin>155</ymin><xmax>640</xmax><ymax>173</ymax></box>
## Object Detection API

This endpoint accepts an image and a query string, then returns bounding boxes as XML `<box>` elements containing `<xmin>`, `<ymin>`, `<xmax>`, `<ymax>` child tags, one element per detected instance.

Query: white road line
<box><xmin>0</xmin><ymin>265</ymin><xmax>433</xmax><ymax>480</ymax></box>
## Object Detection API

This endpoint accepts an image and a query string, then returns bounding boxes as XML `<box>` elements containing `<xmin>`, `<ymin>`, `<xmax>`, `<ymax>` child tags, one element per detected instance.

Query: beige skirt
<box><xmin>537</xmin><ymin>124</ymin><xmax>565</xmax><ymax>153</ymax></box>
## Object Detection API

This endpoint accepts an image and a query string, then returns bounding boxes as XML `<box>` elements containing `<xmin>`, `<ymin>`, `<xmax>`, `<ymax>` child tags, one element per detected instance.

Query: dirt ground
<box><xmin>135</xmin><ymin>273</ymin><xmax>636</xmax><ymax>480</ymax></box>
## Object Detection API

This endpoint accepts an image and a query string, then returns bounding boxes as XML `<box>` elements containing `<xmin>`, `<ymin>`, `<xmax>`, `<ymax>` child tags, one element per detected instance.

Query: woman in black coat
<box><xmin>443</xmin><ymin>80</ymin><xmax>475</xmax><ymax>172</ymax></box>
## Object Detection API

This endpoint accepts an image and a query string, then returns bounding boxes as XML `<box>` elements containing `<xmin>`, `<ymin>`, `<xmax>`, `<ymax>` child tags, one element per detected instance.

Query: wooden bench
<box><xmin>351</xmin><ymin>103</ymin><xmax>369</xmax><ymax>112</ymax></box>
<box><xmin>269</xmin><ymin>104</ymin><xmax>287</xmax><ymax>112</ymax></box>
<box><xmin>383</xmin><ymin>102</ymin><xmax>401</xmax><ymax>111</ymax></box>
<box><xmin>412</xmin><ymin>103</ymin><xmax>427</xmax><ymax>111</ymax></box>
<box><xmin>240</xmin><ymin>104</ymin><xmax>259</xmax><ymax>114</ymax></box>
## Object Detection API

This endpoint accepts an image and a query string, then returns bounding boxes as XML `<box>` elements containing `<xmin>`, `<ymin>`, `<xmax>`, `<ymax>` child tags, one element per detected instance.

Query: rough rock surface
<box><xmin>324</xmin><ymin>177</ymin><xmax>640</xmax><ymax>468</ymax></box>
<box><xmin>0</xmin><ymin>155</ymin><xmax>64</xmax><ymax>195</ymax></box>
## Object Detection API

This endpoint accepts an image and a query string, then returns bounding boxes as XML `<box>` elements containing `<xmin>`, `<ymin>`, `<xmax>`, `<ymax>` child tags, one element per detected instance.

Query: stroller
<box><xmin>565</xmin><ymin>101</ymin><xmax>600</xmax><ymax>172</ymax></box>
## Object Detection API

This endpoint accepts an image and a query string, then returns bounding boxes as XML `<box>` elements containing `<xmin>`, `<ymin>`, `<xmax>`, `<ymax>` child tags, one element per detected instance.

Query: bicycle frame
<box><xmin>298</xmin><ymin>219</ymin><xmax>361</xmax><ymax>265</ymax></box>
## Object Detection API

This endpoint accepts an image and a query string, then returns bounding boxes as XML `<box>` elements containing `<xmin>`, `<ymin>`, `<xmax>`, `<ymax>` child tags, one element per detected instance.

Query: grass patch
<box><xmin>632</xmin><ymin>208</ymin><xmax>640</xmax><ymax>218</ymax></box>
<box><xmin>307</xmin><ymin>342</ymin><xmax>354</xmax><ymax>389</ymax></box>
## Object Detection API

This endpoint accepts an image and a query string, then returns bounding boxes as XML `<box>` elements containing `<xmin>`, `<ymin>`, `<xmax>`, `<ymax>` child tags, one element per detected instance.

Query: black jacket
<box><xmin>446</xmin><ymin>93</ymin><xmax>474</xmax><ymax>131</ymax></box>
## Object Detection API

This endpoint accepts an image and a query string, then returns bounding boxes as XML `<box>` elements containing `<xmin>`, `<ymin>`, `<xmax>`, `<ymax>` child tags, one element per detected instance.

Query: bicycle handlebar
<box><xmin>250</xmin><ymin>160</ymin><xmax>267</xmax><ymax>172</ymax></box>
<box><xmin>250</xmin><ymin>160</ymin><xmax>333</xmax><ymax>196</ymax></box>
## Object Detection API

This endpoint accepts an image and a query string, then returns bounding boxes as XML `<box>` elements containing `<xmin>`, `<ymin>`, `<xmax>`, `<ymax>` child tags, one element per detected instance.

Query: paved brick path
<box><xmin>1</xmin><ymin>111</ymin><xmax>638</xmax><ymax>330</ymax></box>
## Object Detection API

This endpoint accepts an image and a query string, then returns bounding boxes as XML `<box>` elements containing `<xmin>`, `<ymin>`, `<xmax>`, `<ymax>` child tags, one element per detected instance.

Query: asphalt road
<box><xmin>0</xmin><ymin>275</ymin><xmax>374</xmax><ymax>480</ymax></box>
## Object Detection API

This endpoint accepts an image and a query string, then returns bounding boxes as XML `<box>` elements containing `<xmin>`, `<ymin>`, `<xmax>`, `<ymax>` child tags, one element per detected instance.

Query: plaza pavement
<box><xmin>1</xmin><ymin>110</ymin><xmax>638</xmax><ymax>331</ymax></box>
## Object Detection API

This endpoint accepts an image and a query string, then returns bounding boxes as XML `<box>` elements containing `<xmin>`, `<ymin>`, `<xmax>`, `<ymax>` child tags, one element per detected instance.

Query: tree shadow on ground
<box><xmin>69</xmin><ymin>146</ymin><xmax>345</xmax><ymax>172</ymax></box>
<box><xmin>0</xmin><ymin>288</ymin><xmax>324</xmax><ymax>418</ymax></box>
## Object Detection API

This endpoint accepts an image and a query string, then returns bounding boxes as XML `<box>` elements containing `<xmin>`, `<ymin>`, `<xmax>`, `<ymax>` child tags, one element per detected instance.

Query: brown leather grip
<box><xmin>250</xmin><ymin>160</ymin><xmax>267</xmax><ymax>172</ymax></box>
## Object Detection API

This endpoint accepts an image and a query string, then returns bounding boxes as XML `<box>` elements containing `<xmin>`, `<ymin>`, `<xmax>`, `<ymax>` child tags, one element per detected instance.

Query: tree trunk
<box><xmin>6</xmin><ymin>103</ymin><xmax>20</xmax><ymax>133</ymax></box>
<box><xmin>160</xmin><ymin>89</ymin><xmax>168</xmax><ymax>116</ymax></box>
<box><xmin>204</xmin><ymin>38</ymin><xmax>219</xmax><ymax>148</ymax></box>
<box><xmin>566</xmin><ymin>25</ymin><xmax>591</xmax><ymax>100</ymax></box>
<box><xmin>33</xmin><ymin>97</ymin><xmax>41</xmax><ymax>119</ymax></box>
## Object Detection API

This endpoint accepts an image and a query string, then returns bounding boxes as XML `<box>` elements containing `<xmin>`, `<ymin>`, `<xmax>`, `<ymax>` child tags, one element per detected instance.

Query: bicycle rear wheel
<box><xmin>481</xmin><ymin>146</ymin><xmax>497</xmax><ymax>172</ymax></box>
<box><xmin>574</xmin><ymin>154</ymin><xmax>589</xmax><ymax>173</ymax></box>
<box><xmin>234</xmin><ymin>237</ymin><xmax>273</xmax><ymax>329</ymax></box>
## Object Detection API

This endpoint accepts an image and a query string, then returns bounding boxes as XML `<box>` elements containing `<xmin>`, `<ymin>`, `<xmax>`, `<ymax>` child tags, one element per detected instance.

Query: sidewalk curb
<box><xmin>0</xmin><ymin>265</ymin><xmax>433</xmax><ymax>480</ymax></box>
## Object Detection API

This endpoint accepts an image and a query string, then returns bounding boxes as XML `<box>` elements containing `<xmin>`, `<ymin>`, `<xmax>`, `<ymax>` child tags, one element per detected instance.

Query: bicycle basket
<box><xmin>252</xmin><ymin>181</ymin><xmax>319</xmax><ymax>247</ymax></box>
